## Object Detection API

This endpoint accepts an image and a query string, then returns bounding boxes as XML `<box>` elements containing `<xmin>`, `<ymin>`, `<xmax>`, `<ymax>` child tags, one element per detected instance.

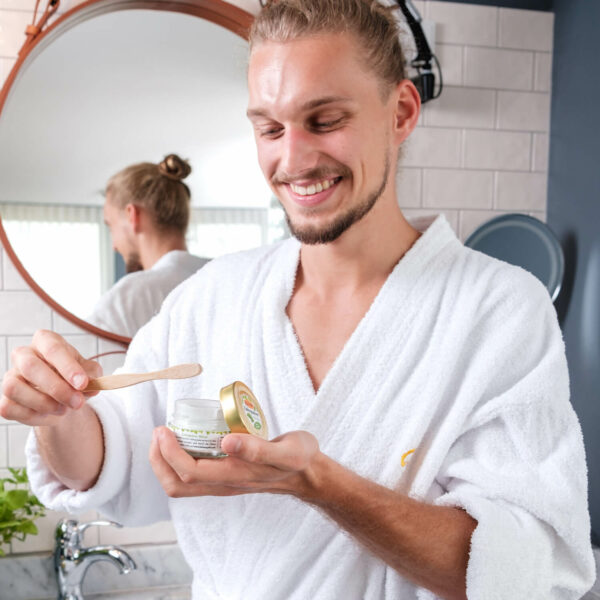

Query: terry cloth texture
<box><xmin>27</xmin><ymin>216</ymin><xmax>595</xmax><ymax>599</ymax></box>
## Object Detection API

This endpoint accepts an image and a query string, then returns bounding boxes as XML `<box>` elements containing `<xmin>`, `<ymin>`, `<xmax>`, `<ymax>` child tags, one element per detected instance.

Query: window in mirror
<box><xmin>1</xmin><ymin>203</ymin><xmax>113</xmax><ymax>317</ymax></box>
<box><xmin>187</xmin><ymin>208</ymin><xmax>267</xmax><ymax>258</ymax></box>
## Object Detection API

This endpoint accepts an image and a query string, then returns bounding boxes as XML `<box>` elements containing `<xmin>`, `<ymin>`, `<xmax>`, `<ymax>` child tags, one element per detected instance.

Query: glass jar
<box><xmin>168</xmin><ymin>398</ymin><xmax>230</xmax><ymax>458</ymax></box>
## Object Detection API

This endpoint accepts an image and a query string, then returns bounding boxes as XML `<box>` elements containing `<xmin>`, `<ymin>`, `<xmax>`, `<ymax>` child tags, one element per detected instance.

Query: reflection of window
<box><xmin>187</xmin><ymin>208</ymin><xmax>269</xmax><ymax>258</ymax></box>
<box><xmin>1</xmin><ymin>203</ymin><xmax>288</xmax><ymax>319</ymax></box>
<box><xmin>0</xmin><ymin>203</ymin><xmax>112</xmax><ymax>317</ymax></box>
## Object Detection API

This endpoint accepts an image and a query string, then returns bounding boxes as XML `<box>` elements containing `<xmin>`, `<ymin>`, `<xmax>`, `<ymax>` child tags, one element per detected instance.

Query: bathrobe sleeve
<box><xmin>26</xmin><ymin>292</ymin><xmax>180</xmax><ymax>526</ymax></box>
<box><xmin>419</xmin><ymin>274</ymin><xmax>595</xmax><ymax>600</ymax></box>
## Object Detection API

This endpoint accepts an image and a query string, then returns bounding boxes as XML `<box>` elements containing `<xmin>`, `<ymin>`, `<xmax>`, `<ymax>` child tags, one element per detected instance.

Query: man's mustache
<box><xmin>271</xmin><ymin>164</ymin><xmax>352</xmax><ymax>186</ymax></box>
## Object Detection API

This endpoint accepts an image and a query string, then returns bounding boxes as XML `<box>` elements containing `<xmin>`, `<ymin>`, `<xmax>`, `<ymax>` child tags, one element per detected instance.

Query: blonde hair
<box><xmin>105</xmin><ymin>154</ymin><xmax>192</xmax><ymax>234</ymax></box>
<box><xmin>250</xmin><ymin>0</ymin><xmax>406</xmax><ymax>97</ymax></box>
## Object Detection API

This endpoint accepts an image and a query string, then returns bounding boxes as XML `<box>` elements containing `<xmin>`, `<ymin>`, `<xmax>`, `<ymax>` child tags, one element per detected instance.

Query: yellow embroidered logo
<box><xmin>401</xmin><ymin>448</ymin><xmax>415</xmax><ymax>467</ymax></box>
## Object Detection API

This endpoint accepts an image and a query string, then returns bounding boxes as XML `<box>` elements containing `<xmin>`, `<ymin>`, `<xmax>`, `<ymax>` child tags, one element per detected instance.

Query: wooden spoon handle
<box><xmin>85</xmin><ymin>363</ymin><xmax>202</xmax><ymax>391</ymax></box>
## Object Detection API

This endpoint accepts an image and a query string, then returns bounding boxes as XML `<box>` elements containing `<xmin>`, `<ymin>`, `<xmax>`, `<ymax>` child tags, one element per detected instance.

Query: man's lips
<box><xmin>284</xmin><ymin>176</ymin><xmax>343</xmax><ymax>207</ymax></box>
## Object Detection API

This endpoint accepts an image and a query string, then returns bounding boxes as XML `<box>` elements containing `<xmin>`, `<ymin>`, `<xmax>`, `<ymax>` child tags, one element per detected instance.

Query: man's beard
<box><xmin>281</xmin><ymin>153</ymin><xmax>391</xmax><ymax>245</ymax></box>
<box><xmin>125</xmin><ymin>251</ymin><xmax>143</xmax><ymax>273</ymax></box>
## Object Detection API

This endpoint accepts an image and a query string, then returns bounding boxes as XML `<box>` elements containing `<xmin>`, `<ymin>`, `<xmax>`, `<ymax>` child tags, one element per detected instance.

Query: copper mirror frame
<box><xmin>0</xmin><ymin>0</ymin><xmax>253</xmax><ymax>346</ymax></box>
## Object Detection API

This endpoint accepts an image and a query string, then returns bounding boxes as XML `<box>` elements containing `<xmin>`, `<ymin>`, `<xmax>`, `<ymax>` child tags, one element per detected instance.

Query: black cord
<box><xmin>395</xmin><ymin>0</ymin><xmax>433</xmax><ymax>67</ymax></box>
<box><xmin>432</xmin><ymin>52</ymin><xmax>443</xmax><ymax>100</ymax></box>
<box><xmin>255</xmin><ymin>0</ymin><xmax>443</xmax><ymax>102</ymax></box>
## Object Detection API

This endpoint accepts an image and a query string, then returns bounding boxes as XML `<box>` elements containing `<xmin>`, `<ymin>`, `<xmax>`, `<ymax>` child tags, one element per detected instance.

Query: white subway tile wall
<box><xmin>0</xmin><ymin>57</ymin><xmax>16</xmax><ymax>87</ymax></box>
<box><xmin>533</xmin><ymin>132</ymin><xmax>550</xmax><ymax>173</ymax></box>
<box><xmin>2</xmin><ymin>247</ymin><xmax>30</xmax><ymax>289</ymax></box>
<box><xmin>424</xmin><ymin>86</ymin><xmax>496</xmax><ymax>129</ymax></box>
<box><xmin>496</xmin><ymin>91</ymin><xmax>551</xmax><ymax>132</ymax></box>
<box><xmin>0</xmin><ymin>0</ymin><xmax>554</xmax><ymax>555</ymax></box>
<box><xmin>498</xmin><ymin>8</ymin><xmax>554</xmax><ymax>52</ymax></box>
<box><xmin>7</xmin><ymin>424</ymin><xmax>28</xmax><ymax>467</ymax></box>
<box><xmin>534</xmin><ymin>52</ymin><xmax>552</xmax><ymax>93</ymax></box>
<box><xmin>0</xmin><ymin>0</ymin><xmax>38</xmax><ymax>11</ymax></box>
<box><xmin>423</xmin><ymin>169</ymin><xmax>494</xmax><ymax>209</ymax></box>
<box><xmin>97</xmin><ymin>517</ymin><xmax>178</xmax><ymax>546</ymax></box>
<box><xmin>495</xmin><ymin>171</ymin><xmax>547</xmax><ymax>211</ymax></box>
<box><xmin>0</xmin><ymin>425</ymin><xmax>7</xmax><ymax>466</ymax></box>
<box><xmin>463</xmin><ymin>129</ymin><xmax>532</xmax><ymax>171</ymax></box>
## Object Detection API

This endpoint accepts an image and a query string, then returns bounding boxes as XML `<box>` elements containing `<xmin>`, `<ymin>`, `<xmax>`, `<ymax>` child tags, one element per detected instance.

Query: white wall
<box><xmin>0</xmin><ymin>0</ymin><xmax>554</xmax><ymax>555</ymax></box>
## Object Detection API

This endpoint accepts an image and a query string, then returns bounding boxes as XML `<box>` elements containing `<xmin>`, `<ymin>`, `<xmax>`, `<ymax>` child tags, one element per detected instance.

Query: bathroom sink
<box><xmin>85</xmin><ymin>586</ymin><xmax>191</xmax><ymax>599</ymax></box>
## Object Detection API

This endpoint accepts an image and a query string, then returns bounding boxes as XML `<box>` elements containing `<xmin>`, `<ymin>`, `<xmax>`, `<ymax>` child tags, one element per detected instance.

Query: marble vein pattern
<box><xmin>0</xmin><ymin>543</ymin><xmax>192</xmax><ymax>599</ymax></box>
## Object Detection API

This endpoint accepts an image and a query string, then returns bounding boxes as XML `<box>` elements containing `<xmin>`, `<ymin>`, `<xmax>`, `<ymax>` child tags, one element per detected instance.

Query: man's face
<box><xmin>247</xmin><ymin>33</ymin><xmax>397</xmax><ymax>244</ymax></box>
<box><xmin>103</xmin><ymin>195</ymin><xmax>142</xmax><ymax>273</ymax></box>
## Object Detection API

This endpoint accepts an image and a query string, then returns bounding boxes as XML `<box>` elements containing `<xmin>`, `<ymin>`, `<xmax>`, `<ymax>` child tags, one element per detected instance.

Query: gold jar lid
<box><xmin>219</xmin><ymin>381</ymin><xmax>269</xmax><ymax>440</ymax></box>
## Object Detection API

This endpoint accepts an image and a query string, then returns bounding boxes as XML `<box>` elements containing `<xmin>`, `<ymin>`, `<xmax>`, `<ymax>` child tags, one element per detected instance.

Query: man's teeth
<box><xmin>290</xmin><ymin>178</ymin><xmax>336</xmax><ymax>196</ymax></box>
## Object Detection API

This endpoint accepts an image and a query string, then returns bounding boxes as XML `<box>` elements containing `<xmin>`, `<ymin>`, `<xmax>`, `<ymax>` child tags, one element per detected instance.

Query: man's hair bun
<box><xmin>158</xmin><ymin>154</ymin><xmax>192</xmax><ymax>181</ymax></box>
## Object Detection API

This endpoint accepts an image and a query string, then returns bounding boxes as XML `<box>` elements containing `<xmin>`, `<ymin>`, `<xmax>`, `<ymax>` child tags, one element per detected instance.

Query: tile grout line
<box><xmin>495</xmin><ymin>7</ymin><xmax>500</xmax><ymax>48</ymax></box>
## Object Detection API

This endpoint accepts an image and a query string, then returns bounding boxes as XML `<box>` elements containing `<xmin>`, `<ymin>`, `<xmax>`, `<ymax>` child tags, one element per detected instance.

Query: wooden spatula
<box><xmin>85</xmin><ymin>363</ymin><xmax>202</xmax><ymax>391</ymax></box>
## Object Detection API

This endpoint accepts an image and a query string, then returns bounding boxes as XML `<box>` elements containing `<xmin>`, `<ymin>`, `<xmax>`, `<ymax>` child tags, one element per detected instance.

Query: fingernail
<box><xmin>71</xmin><ymin>374</ymin><xmax>86</xmax><ymax>390</ymax></box>
<box><xmin>70</xmin><ymin>394</ymin><xmax>82</xmax><ymax>409</ymax></box>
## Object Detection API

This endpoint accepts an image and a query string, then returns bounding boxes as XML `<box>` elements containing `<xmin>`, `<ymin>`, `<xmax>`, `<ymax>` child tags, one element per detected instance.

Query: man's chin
<box><xmin>286</xmin><ymin>215</ymin><xmax>351</xmax><ymax>245</ymax></box>
<box><xmin>286</xmin><ymin>196</ymin><xmax>379</xmax><ymax>245</ymax></box>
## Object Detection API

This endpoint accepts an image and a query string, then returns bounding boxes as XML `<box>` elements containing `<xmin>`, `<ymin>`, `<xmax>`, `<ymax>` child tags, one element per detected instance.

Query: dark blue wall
<box><xmin>438</xmin><ymin>0</ymin><xmax>552</xmax><ymax>10</ymax></box>
<box><xmin>547</xmin><ymin>0</ymin><xmax>600</xmax><ymax>544</ymax></box>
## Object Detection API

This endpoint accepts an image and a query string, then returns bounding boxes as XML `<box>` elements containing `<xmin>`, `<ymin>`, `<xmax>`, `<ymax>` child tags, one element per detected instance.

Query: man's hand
<box><xmin>0</xmin><ymin>329</ymin><xmax>102</xmax><ymax>427</ymax></box>
<box><xmin>149</xmin><ymin>426</ymin><xmax>321</xmax><ymax>499</ymax></box>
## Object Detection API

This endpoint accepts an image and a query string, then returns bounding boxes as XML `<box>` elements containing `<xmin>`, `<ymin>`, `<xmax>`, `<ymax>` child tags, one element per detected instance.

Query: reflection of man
<box><xmin>87</xmin><ymin>154</ymin><xmax>209</xmax><ymax>337</ymax></box>
<box><xmin>1</xmin><ymin>2</ymin><xmax>594</xmax><ymax>599</ymax></box>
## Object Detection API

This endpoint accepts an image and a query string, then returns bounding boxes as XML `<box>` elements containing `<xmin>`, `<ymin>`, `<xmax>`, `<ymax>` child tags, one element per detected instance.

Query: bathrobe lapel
<box><xmin>260</xmin><ymin>216</ymin><xmax>457</xmax><ymax>449</ymax></box>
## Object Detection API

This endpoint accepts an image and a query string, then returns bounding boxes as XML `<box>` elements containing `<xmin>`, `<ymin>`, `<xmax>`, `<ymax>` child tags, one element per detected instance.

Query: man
<box><xmin>1</xmin><ymin>1</ymin><xmax>594</xmax><ymax>599</ymax></box>
<box><xmin>87</xmin><ymin>153</ymin><xmax>209</xmax><ymax>337</ymax></box>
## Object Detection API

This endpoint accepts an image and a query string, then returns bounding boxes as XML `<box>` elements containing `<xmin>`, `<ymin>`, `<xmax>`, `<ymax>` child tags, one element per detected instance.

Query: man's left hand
<box><xmin>149</xmin><ymin>426</ymin><xmax>321</xmax><ymax>499</ymax></box>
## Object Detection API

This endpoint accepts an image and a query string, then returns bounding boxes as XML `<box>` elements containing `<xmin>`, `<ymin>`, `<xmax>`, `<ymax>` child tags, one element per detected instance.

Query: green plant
<box><xmin>0</xmin><ymin>468</ymin><xmax>46</xmax><ymax>556</ymax></box>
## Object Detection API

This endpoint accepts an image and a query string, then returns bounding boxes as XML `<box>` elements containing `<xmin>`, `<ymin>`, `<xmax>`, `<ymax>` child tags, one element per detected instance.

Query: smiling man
<box><xmin>1</xmin><ymin>1</ymin><xmax>594</xmax><ymax>599</ymax></box>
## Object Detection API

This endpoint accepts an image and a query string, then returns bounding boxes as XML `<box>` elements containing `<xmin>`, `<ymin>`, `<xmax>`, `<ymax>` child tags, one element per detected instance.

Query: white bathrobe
<box><xmin>87</xmin><ymin>250</ymin><xmax>209</xmax><ymax>337</ymax></box>
<box><xmin>27</xmin><ymin>216</ymin><xmax>595</xmax><ymax>600</ymax></box>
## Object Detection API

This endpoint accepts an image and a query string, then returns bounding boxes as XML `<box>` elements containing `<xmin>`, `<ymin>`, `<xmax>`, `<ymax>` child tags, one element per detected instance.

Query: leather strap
<box><xmin>20</xmin><ymin>0</ymin><xmax>60</xmax><ymax>54</ymax></box>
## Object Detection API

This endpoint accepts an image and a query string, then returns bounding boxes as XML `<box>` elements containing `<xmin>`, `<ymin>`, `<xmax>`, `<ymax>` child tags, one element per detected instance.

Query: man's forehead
<box><xmin>247</xmin><ymin>34</ymin><xmax>374</xmax><ymax>112</ymax></box>
<box><xmin>248</xmin><ymin>32</ymin><xmax>363</xmax><ymax>75</ymax></box>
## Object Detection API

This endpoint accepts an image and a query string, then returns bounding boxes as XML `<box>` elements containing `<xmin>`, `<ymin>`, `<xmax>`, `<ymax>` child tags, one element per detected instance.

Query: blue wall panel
<box><xmin>437</xmin><ymin>0</ymin><xmax>552</xmax><ymax>10</ymax></box>
<box><xmin>547</xmin><ymin>0</ymin><xmax>600</xmax><ymax>544</ymax></box>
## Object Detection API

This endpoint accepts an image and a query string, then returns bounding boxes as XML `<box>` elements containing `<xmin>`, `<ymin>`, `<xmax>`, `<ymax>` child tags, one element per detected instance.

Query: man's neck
<box><xmin>296</xmin><ymin>199</ymin><xmax>420</xmax><ymax>298</ymax></box>
<box><xmin>139</xmin><ymin>234</ymin><xmax>187</xmax><ymax>270</ymax></box>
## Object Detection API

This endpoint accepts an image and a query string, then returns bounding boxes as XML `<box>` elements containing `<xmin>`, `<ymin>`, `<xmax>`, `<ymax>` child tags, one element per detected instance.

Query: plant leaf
<box><xmin>5</xmin><ymin>490</ymin><xmax>29</xmax><ymax>511</ymax></box>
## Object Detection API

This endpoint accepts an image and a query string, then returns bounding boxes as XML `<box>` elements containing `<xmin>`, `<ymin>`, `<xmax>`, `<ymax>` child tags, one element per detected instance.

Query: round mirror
<box><xmin>0</xmin><ymin>0</ymin><xmax>270</xmax><ymax>344</ymax></box>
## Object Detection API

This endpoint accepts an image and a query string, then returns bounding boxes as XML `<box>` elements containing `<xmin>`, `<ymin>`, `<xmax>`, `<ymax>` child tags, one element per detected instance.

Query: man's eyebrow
<box><xmin>246</xmin><ymin>96</ymin><xmax>353</xmax><ymax>119</ymax></box>
<box><xmin>302</xmin><ymin>96</ymin><xmax>353</xmax><ymax>110</ymax></box>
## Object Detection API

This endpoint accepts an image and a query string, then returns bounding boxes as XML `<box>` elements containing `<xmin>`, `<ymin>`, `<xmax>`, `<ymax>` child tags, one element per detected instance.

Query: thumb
<box><xmin>222</xmin><ymin>431</ymin><xmax>319</xmax><ymax>471</ymax></box>
<box><xmin>81</xmin><ymin>358</ymin><xmax>103</xmax><ymax>378</ymax></box>
<box><xmin>80</xmin><ymin>358</ymin><xmax>103</xmax><ymax>397</ymax></box>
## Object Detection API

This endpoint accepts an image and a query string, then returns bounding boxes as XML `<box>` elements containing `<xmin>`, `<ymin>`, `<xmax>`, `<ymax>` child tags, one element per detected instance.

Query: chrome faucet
<box><xmin>54</xmin><ymin>518</ymin><xmax>137</xmax><ymax>600</ymax></box>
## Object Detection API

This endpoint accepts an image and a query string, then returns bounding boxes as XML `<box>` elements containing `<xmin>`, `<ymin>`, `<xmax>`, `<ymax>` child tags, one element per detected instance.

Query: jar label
<box><xmin>168</xmin><ymin>423</ymin><xmax>228</xmax><ymax>455</ymax></box>
<box><xmin>240</xmin><ymin>391</ymin><xmax>264</xmax><ymax>432</ymax></box>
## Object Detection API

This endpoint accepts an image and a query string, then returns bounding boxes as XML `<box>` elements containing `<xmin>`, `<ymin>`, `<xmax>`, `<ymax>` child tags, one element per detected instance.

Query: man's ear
<box><xmin>391</xmin><ymin>79</ymin><xmax>421</xmax><ymax>146</ymax></box>
<box><xmin>125</xmin><ymin>203</ymin><xmax>141</xmax><ymax>233</ymax></box>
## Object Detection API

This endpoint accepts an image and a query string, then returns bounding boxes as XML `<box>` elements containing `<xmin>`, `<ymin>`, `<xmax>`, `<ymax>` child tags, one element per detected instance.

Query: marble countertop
<box><xmin>2</xmin><ymin>543</ymin><xmax>599</xmax><ymax>599</ymax></box>
<box><xmin>85</xmin><ymin>587</ymin><xmax>190</xmax><ymax>599</ymax></box>
<box><xmin>0</xmin><ymin>543</ymin><xmax>192</xmax><ymax>600</ymax></box>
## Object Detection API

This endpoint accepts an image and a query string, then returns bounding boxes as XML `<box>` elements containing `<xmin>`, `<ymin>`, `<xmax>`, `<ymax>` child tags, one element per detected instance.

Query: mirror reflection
<box><xmin>0</xmin><ymin>9</ymin><xmax>275</xmax><ymax>338</ymax></box>
<box><xmin>87</xmin><ymin>153</ymin><xmax>210</xmax><ymax>337</ymax></box>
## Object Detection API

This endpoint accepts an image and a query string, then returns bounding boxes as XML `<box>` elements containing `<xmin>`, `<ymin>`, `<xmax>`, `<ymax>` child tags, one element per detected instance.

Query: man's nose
<box><xmin>279</xmin><ymin>127</ymin><xmax>320</xmax><ymax>177</ymax></box>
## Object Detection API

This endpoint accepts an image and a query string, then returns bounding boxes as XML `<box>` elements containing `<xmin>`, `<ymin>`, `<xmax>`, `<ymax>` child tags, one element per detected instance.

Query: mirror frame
<box><xmin>0</xmin><ymin>0</ymin><xmax>254</xmax><ymax>345</ymax></box>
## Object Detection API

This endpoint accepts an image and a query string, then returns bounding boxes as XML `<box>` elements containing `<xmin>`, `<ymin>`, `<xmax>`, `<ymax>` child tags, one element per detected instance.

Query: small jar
<box><xmin>168</xmin><ymin>398</ymin><xmax>230</xmax><ymax>458</ymax></box>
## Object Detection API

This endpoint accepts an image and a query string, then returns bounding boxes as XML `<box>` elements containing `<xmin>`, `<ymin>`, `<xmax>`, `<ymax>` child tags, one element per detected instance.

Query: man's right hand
<box><xmin>0</xmin><ymin>329</ymin><xmax>103</xmax><ymax>427</ymax></box>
